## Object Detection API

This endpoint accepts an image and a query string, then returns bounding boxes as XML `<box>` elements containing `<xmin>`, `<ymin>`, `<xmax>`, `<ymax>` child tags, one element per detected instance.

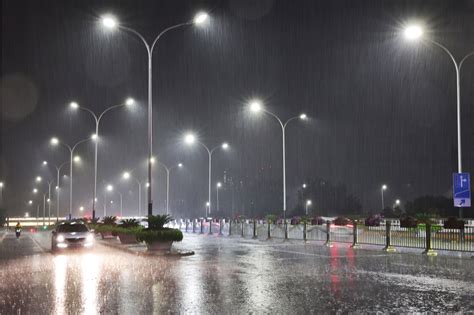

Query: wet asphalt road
<box><xmin>0</xmin><ymin>230</ymin><xmax>473</xmax><ymax>314</ymax></box>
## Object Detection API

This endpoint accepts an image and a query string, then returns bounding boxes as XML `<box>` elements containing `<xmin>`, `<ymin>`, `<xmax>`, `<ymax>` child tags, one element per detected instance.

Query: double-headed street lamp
<box><xmin>184</xmin><ymin>133</ymin><xmax>229</xmax><ymax>215</ymax></box>
<box><xmin>101</xmin><ymin>11</ymin><xmax>209</xmax><ymax>217</ymax></box>
<box><xmin>42</xmin><ymin>160</ymin><xmax>70</xmax><ymax>221</ymax></box>
<box><xmin>249</xmin><ymin>100</ymin><xmax>308</xmax><ymax>224</ymax></box>
<box><xmin>70</xmin><ymin>98</ymin><xmax>134</xmax><ymax>220</ymax></box>
<box><xmin>122</xmin><ymin>171</ymin><xmax>144</xmax><ymax>217</ymax></box>
<box><xmin>0</xmin><ymin>182</ymin><xmax>4</xmax><ymax>206</ymax></box>
<box><xmin>35</xmin><ymin>176</ymin><xmax>54</xmax><ymax>225</ymax></box>
<box><xmin>155</xmin><ymin>161</ymin><xmax>183</xmax><ymax>215</ymax></box>
<box><xmin>50</xmin><ymin>135</ymin><xmax>95</xmax><ymax>220</ymax></box>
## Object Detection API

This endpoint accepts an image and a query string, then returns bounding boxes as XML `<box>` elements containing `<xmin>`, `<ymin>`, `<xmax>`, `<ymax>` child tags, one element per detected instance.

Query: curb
<box><xmin>98</xmin><ymin>239</ymin><xmax>194</xmax><ymax>257</ymax></box>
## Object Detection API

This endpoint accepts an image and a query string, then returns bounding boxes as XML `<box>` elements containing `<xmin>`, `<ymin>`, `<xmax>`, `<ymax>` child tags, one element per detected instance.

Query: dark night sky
<box><xmin>1</xmin><ymin>0</ymin><xmax>473</xmax><ymax>218</ymax></box>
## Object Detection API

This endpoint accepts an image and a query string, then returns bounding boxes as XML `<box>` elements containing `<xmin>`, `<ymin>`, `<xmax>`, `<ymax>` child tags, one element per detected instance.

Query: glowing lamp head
<box><xmin>91</xmin><ymin>134</ymin><xmax>98</xmax><ymax>141</ymax></box>
<box><xmin>73</xmin><ymin>156</ymin><xmax>81</xmax><ymax>163</ymax></box>
<box><xmin>106</xmin><ymin>185</ymin><xmax>113</xmax><ymax>192</ymax></box>
<box><xmin>206</xmin><ymin>202</ymin><xmax>210</xmax><ymax>207</ymax></box>
<box><xmin>42</xmin><ymin>161</ymin><xmax>48</xmax><ymax>165</ymax></box>
<box><xmin>70</xmin><ymin>101</ymin><xmax>79</xmax><ymax>109</ymax></box>
<box><xmin>51</xmin><ymin>137</ymin><xmax>59</xmax><ymax>145</ymax></box>
<box><xmin>395</xmin><ymin>199</ymin><xmax>401</xmax><ymax>205</ymax></box>
<box><xmin>217</xmin><ymin>182</ymin><xmax>222</xmax><ymax>188</ymax></box>
<box><xmin>300</xmin><ymin>113</ymin><xmax>307</xmax><ymax>120</ymax></box>
<box><xmin>150</xmin><ymin>157</ymin><xmax>155</xmax><ymax>164</ymax></box>
<box><xmin>25</xmin><ymin>212</ymin><xmax>29</xmax><ymax>218</ymax></box>
<box><xmin>125</xmin><ymin>98</ymin><xmax>135</xmax><ymax>106</ymax></box>
<box><xmin>28</xmin><ymin>200</ymin><xmax>33</xmax><ymax>205</ymax></box>
<box><xmin>123</xmin><ymin>172</ymin><xmax>130</xmax><ymax>180</ymax></box>
<box><xmin>146</xmin><ymin>182</ymin><xmax>150</xmax><ymax>188</ymax></box>
<box><xmin>221</xmin><ymin>142</ymin><xmax>229</xmax><ymax>149</ymax></box>
<box><xmin>249</xmin><ymin>100</ymin><xmax>262</xmax><ymax>113</ymax></box>
<box><xmin>184</xmin><ymin>133</ymin><xmax>196</xmax><ymax>144</ymax></box>
<box><xmin>102</xmin><ymin>15</ymin><xmax>117</xmax><ymax>29</ymax></box>
<box><xmin>0</xmin><ymin>182</ymin><xmax>3</xmax><ymax>188</ymax></box>
<box><xmin>79</xmin><ymin>206</ymin><xmax>84</xmax><ymax>212</ymax></box>
<box><xmin>36</xmin><ymin>176</ymin><xmax>42</xmax><ymax>183</ymax></box>
<box><xmin>404</xmin><ymin>25</ymin><xmax>423</xmax><ymax>40</ymax></box>
<box><xmin>306</xmin><ymin>200</ymin><xmax>312</xmax><ymax>206</ymax></box>
<box><xmin>302</xmin><ymin>184</ymin><xmax>307</xmax><ymax>188</ymax></box>
<box><xmin>382</xmin><ymin>185</ymin><xmax>387</xmax><ymax>190</ymax></box>
<box><xmin>178</xmin><ymin>163</ymin><xmax>183</xmax><ymax>168</ymax></box>
<box><xmin>33</xmin><ymin>188</ymin><xmax>38</xmax><ymax>194</ymax></box>
<box><xmin>194</xmin><ymin>12</ymin><xmax>209</xmax><ymax>25</ymax></box>
<box><xmin>55</xmin><ymin>186</ymin><xmax>59</xmax><ymax>190</ymax></box>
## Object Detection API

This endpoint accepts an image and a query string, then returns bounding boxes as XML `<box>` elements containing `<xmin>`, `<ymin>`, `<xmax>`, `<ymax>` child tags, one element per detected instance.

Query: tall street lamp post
<box><xmin>156</xmin><ymin>161</ymin><xmax>183</xmax><ymax>215</ymax></box>
<box><xmin>0</xmin><ymin>182</ymin><xmax>3</xmax><ymax>206</ymax></box>
<box><xmin>404</xmin><ymin>25</ymin><xmax>474</xmax><ymax>218</ymax></box>
<box><xmin>184</xmin><ymin>133</ymin><xmax>229</xmax><ymax>215</ymax></box>
<box><xmin>381</xmin><ymin>185</ymin><xmax>387</xmax><ymax>210</ymax></box>
<box><xmin>305</xmin><ymin>200</ymin><xmax>312</xmax><ymax>216</ymax></box>
<box><xmin>216</xmin><ymin>182</ymin><xmax>222</xmax><ymax>213</ymax></box>
<box><xmin>42</xmin><ymin>160</ymin><xmax>70</xmax><ymax>221</ymax></box>
<box><xmin>122</xmin><ymin>171</ymin><xmax>143</xmax><ymax>217</ymax></box>
<box><xmin>70</xmin><ymin>98</ymin><xmax>134</xmax><ymax>220</ymax></box>
<box><xmin>51</xmin><ymin>135</ymin><xmax>95</xmax><ymax>220</ymax></box>
<box><xmin>101</xmin><ymin>12</ymin><xmax>209</xmax><ymax>217</ymax></box>
<box><xmin>249</xmin><ymin>100</ymin><xmax>308</xmax><ymax>227</ymax></box>
<box><xmin>104</xmin><ymin>184</ymin><xmax>113</xmax><ymax>217</ymax></box>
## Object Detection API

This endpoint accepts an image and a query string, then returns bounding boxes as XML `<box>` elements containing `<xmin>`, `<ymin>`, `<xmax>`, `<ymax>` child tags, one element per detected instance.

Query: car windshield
<box><xmin>57</xmin><ymin>224</ymin><xmax>89</xmax><ymax>233</ymax></box>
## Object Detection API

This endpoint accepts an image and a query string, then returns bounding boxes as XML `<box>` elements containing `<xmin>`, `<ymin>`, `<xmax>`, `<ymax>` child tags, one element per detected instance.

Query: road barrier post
<box><xmin>384</xmin><ymin>220</ymin><xmax>396</xmax><ymax>252</ymax></box>
<box><xmin>324</xmin><ymin>220</ymin><xmax>333</xmax><ymax>247</ymax></box>
<box><xmin>209</xmin><ymin>218</ymin><xmax>212</xmax><ymax>234</ymax></box>
<box><xmin>351</xmin><ymin>220</ymin><xmax>360</xmax><ymax>248</ymax></box>
<box><xmin>423</xmin><ymin>223</ymin><xmax>437</xmax><ymax>256</ymax></box>
<box><xmin>241</xmin><ymin>220</ymin><xmax>244</xmax><ymax>237</ymax></box>
<box><xmin>192</xmin><ymin>219</ymin><xmax>196</xmax><ymax>233</ymax></box>
<box><xmin>303</xmin><ymin>221</ymin><xmax>307</xmax><ymax>242</ymax></box>
<box><xmin>267</xmin><ymin>221</ymin><xmax>271</xmax><ymax>239</ymax></box>
<box><xmin>200</xmin><ymin>219</ymin><xmax>204</xmax><ymax>234</ymax></box>
<box><xmin>229</xmin><ymin>219</ymin><xmax>232</xmax><ymax>236</ymax></box>
<box><xmin>253</xmin><ymin>219</ymin><xmax>257</xmax><ymax>239</ymax></box>
<box><xmin>284</xmin><ymin>219</ymin><xmax>288</xmax><ymax>240</ymax></box>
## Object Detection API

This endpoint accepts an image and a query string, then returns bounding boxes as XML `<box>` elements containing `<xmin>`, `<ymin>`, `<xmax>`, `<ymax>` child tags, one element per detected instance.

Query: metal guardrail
<box><xmin>168</xmin><ymin>218</ymin><xmax>474</xmax><ymax>254</ymax></box>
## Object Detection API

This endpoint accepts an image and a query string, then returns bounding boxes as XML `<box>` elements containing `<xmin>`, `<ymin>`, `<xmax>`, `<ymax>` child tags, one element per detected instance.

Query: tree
<box><xmin>404</xmin><ymin>195</ymin><xmax>455</xmax><ymax>217</ymax></box>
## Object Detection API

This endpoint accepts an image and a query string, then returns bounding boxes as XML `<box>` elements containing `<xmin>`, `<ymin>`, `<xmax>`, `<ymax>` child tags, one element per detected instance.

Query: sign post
<box><xmin>453</xmin><ymin>173</ymin><xmax>471</xmax><ymax>218</ymax></box>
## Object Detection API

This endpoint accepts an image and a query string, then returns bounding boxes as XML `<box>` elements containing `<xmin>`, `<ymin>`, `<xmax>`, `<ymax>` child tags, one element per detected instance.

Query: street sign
<box><xmin>453</xmin><ymin>173</ymin><xmax>471</xmax><ymax>207</ymax></box>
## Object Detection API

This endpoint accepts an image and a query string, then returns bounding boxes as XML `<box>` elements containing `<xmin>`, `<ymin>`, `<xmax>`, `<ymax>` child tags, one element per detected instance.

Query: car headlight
<box><xmin>86</xmin><ymin>234</ymin><xmax>94</xmax><ymax>242</ymax></box>
<box><xmin>56</xmin><ymin>235</ymin><xmax>65</xmax><ymax>242</ymax></box>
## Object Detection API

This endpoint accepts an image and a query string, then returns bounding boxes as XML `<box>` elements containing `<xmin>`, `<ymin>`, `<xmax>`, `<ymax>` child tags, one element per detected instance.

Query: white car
<box><xmin>51</xmin><ymin>221</ymin><xmax>94</xmax><ymax>251</ymax></box>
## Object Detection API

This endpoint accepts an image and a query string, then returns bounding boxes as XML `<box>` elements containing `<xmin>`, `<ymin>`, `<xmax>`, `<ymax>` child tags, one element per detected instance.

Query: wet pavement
<box><xmin>0</xmin><ymin>229</ymin><xmax>473</xmax><ymax>314</ymax></box>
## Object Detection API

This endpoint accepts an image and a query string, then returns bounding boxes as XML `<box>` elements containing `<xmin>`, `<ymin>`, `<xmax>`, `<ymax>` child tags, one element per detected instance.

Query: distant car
<box><xmin>51</xmin><ymin>221</ymin><xmax>94</xmax><ymax>251</ymax></box>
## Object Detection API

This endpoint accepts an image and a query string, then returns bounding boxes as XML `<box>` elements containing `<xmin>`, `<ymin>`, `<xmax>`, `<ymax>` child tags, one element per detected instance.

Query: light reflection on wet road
<box><xmin>0</xmin><ymin>231</ymin><xmax>473</xmax><ymax>313</ymax></box>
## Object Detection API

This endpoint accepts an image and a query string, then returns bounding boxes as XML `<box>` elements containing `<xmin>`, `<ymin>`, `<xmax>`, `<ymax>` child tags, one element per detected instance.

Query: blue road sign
<box><xmin>453</xmin><ymin>173</ymin><xmax>471</xmax><ymax>207</ymax></box>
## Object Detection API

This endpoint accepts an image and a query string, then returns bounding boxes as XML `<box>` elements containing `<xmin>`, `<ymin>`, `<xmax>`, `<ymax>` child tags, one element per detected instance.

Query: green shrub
<box><xmin>120</xmin><ymin>218</ymin><xmax>140</xmax><ymax>228</ymax></box>
<box><xmin>147</xmin><ymin>214</ymin><xmax>173</xmax><ymax>230</ymax></box>
<box><xmin>112</xmin><ymin>226</ymin><xmax>143</xmax><ymax>235</ymax></box>
<box><xmin>136</xmin><ymin>228</ymin><xmax>183</xmax><ymax>244</ymax></box>
<box><xmin>102</xmin><ymin>216</ymin><xmax>117</xmax><ymax>225</ymax></box>
<box><xmin>95</xmin><ymin>224</ymin><xmax>115</xmax><ymax>233</ymax></box>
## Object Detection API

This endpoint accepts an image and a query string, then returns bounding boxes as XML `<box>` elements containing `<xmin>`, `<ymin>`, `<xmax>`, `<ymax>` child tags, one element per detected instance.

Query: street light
<box><xmin>216</xmin><ymin>182</ymin><xmax>222</xmax><ymax>213</ymax></box>
<box><xmin>305</xmin><ymin>200</ymin><xmax>312</xmax><ymax>216</ymax></box>
<box><xmin>157</xmin><ymin>161</ymin><xmax>183</xmax><ymax>215</ymax></box>
<box><xmin>70</xmin><ymin>98</ymin><xmax>134</xmax><ymax>220</ymax></box>
<box><xmin>403</xmin><ymin>25</ymin><xmax>474</xmax><ymax>218</ymax></box>
<box><xmin>103</xmin><ymin>184</ymin><xmax>113</xmax><ymax>217</ymax></box>
<box><xmin>302</xmin><ymin>183</ymin><xmax>307</xmax><ymax>189</ymax></box>
<box><xmin>50</xmin><ymin>135</ymin><xmax>95</xmax><ymax>220</ymax></box>
<box><xmin>205</xmin><ymin>202</ymin><xmax>210</xmax><ymax>217</ymax></box>
<box><xmin>79</xmin><ymin>206</ymin><xmax>84</xmax><ymax>212</ymax></box>
<box><xmin>36</xmin><ymin>176</ymin><xmax>42</xmax><ymax>183</ymax></box>
<box><xmin>123</xmin><ymin>171</ymin><xmax>143</xmax><ymax>217</ymax></box>
<box><xmin>381</xmin><ymin>185</ymin><xmax>387</xmax><ymax>210</ymax></box>
<box><xmin>102</xmin><ymin>12</ymin><xmax>209</xmax><ymax>217</ymax></box>
<box><xmin>248</xmin><ymin>99</ymin><xmax>308</xmax><ymax>230</ymax></box>
<box><xmin>184</xmin><ymin>133</ymin><xmax>229</xmax><ymax>215</ymax></box>
<box><xmin>0</xmin><ymin>181</ymin><xmax>4</xmax><ymax>206</ymax></box>
<box><xmin>42</xmin><ymin>160</ymin><xmax>71</xmax><ymax>221</ymax></box>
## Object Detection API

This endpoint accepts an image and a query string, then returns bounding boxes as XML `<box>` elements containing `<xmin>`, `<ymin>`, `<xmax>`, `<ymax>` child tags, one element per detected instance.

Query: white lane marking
<box><xmin>28</xmin><ymin>233</ymin><xmax>47</xmax><ymax>254</ymax></box>
<box><xmin>0</xmin><ymin>230</ymin><xmax>7</xmax><ymax>243</ymax></box>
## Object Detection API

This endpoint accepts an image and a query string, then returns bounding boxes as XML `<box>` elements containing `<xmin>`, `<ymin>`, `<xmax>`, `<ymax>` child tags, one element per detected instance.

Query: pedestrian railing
<box><xmin>173</xmin><ymin>218</ymin><xmax>473</xmax><ymax>254</ymax></box>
